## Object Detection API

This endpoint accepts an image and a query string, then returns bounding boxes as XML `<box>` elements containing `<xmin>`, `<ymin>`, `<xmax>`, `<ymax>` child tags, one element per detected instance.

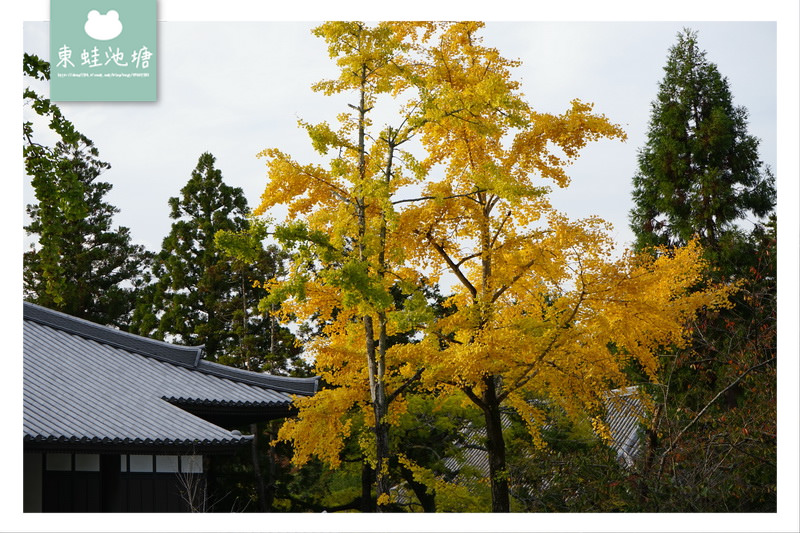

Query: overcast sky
<box><xmin>21</xmin><ymin>20</ymin><xmax>778</xmax><ymax>253</ymax></box>
<box><xmin>8</xmin><ymin>1</ymin><xmax>800</xmax><ymax>532</ymax></box>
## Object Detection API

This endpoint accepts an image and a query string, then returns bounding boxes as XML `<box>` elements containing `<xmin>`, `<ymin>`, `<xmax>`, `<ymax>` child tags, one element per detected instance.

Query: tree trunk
<box><xmin>477</xmin><ymin>198</ymin><xmax>509</xmax><ymax>512</ymax></box>
<box><xmin>377</xmin><ymin>312</ymin><xmax>392</xmax><ymax>501</ymax></box>
<box><xmin>264</xmin><ymin>420</ymin><xmax>279</xmax><ymax>512</ymax></box>
<box><xmin>483</xmin><ymin>375</ymin><xmax>510</xmax><ymax>512</ymax></box>
<box><xmin>399</xmin><ymin>464</ymin><xmax>436</xmax><ymax>512</ymax></box>
<box><xmin>363</xmin><ymin>313</ymin><xmax>391</xmax><ymax>511</ymax></box>
<box><xmin>360</xmin><ymin>461</ymin><xmax>376</xmax><ymax>512</ymax></box>
<box><xmin>354</xmin><ymin>59</ymin><xmax>392</xmax><ymax>512</ymax></box>
<box><xmin>250</xmin><ymin>423</ymin><xmax>268</xmax><ymax>512</ymax></box>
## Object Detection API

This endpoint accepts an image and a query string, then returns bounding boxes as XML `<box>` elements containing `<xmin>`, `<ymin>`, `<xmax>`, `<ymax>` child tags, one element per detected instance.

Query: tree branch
<box><xmin>387</xmin><ymin>367</ymin><xmax>424</xmax><ymax>405</ymax></box>
<box><xmin>455</xmin><ymin>252</ymin><xmax>482</xmax><ymax>268</ymax></box>
<box><xmin>462</xmin><ymin>385</ymin><xmax>487</xmax><ymax>411</ymax></box>
<box><xmin>489</xmin><ymin>210</ymin><xmax>512</xmax><ymax>250</ymax></box>
<box><xmin>294</xmin><ymin>167</ymin><xmax>352</xmax><ymax>206</ymax></box>
<box><xmin>657</xmin><ymin>356</ymin><xmax>777</xmax><ymax>476</ymax></box>
<box><xmin>432</xmin><ymin>329</ymin><xmax>461</xmax><ymax>346</ymax></box>
<box><xmin>491</xmin><ymin>255</ymin><xmax>539</xmax><ymax>303</ymax></box>
<box><xmin>392</xmin><ymin>189</ymin><xmax>486</xmax><ymax>206</ymax></box>
<box><xmin>425</xmin><ymin>231</ymin><xmax>478</xmax><ymax>299</ymax></box>
<box><xmin>497</xmin><ymin>289</ymin><xmax>587</xmax><ymax>403</ymax></box>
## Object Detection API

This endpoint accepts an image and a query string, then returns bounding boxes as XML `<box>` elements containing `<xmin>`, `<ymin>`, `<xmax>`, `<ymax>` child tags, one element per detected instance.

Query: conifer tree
<box><xmin>23</xmin><ymin>54</ymin><xmax>151</xmax><ymax>329</ymax></box>
<box><xmin>135</xmin><ymin>152</ymin><xmax>301</xmax><ymax>370</ymax></box>
<box><xmin>628</xmin><ymin>30</ymin><xmax>776</xmax><ymax>512</ymax></box>
<box><xmin>629</xmin><ymin>29</ymin><xmax>775</xmax><ymax>261</ymax></box>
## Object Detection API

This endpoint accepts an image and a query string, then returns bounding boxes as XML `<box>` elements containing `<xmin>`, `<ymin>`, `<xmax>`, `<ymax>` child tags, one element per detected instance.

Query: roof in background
<box><xmin>603</xmin><ymin>386</ymin><xmax>648</xmax><ymax>467</ymax></box>
<box><xmin>441</xmin><ymin>388</ymin><xmax>647</xmax><ymax>484</ymax></box>
<box><xmin>23</xmin><ymin>302</ymin><xmax>319</xmax><ymax>451</ymax></box>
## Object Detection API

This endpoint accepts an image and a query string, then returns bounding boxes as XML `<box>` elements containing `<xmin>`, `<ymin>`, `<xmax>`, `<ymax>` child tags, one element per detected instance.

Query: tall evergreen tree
<box><xmin>627</xmin><ymin>30</ymin><xmax>777</xmax><ymax>512</ymax></box>
<box><xmin>132</xmin><ymin>154</ymin><xmax>306</xmax><ymax>513</ymax></box>
<box><xmin>133</xmin><ymin>152</ymin><xmax>247</xmax><ymax>358</ymax></box>
<box><xmin>134</xmin><ymin>152</ymin><xmax>302</xmax><ymax>371</ymax></box>
<box><xmin>23</xmin><ymin>54</ymin><xmax>151</xmax><ymax>329</ymax></box>
<box><xmin>629</xmin><ymin>28</ymin><xmax>775</xmax><ymax>261</ymax></box>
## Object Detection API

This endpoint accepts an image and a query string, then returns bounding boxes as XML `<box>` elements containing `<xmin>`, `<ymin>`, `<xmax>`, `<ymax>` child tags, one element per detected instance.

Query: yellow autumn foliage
<box><xmin>252</xmin><ymin>21</ymin><xmax>735</xmax><ymax>509</ymax></box>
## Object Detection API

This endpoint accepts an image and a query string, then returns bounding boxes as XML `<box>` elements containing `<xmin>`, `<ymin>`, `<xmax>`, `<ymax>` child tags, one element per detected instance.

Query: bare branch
<box><xmin>489</xmin><ymin>210</ymin><xmax>512</xmax><ymax>250</ymax></box>
<box><xmin>462</xmin><ymin>385</ymin><xmax>487</xmax><ymax>411</ymax></box>
<box><xmin>392</xmin><ymin>189</ymin><xmax>487</xmax><ymax>206</ymax></box>
<box><xmin>455</xmin><ymin>252</ymin><xmax>482</xmax><ymax>268</ymax></box>
<box><xmin>657</xmin><ymin>356</ymin><xmax>777</xmax><ymax>477</ymax></box>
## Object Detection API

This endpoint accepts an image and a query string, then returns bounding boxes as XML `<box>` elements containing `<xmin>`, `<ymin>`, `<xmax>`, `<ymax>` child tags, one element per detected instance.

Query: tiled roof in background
<box><xmin>441</xmin><ymin>388</ymin><xmax>648</xmax><ymax>483</ymax></box>
<box><xmin>604</xmin><ymin>386</ymin><xmax>647</xmax><ymax>467</ymax></box>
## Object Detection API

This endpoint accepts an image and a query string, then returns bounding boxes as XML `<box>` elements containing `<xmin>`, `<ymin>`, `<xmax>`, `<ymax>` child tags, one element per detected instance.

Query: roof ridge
<box><xmin>23</xmin><ymin>302</ymin><xmax>319</xmax><ymax>396</ymax></box>
<box><xmin>23</xmin><ymin>301</ymin><xmax>201</xmax><ymax>367</ymax></box>
<box><xmin>197</xmin><ymin>359</ymin><xmax>319</xmax><ymax>395</ymax></box>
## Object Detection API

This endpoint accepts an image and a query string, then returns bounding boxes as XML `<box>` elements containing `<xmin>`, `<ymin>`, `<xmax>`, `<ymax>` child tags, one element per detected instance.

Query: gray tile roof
<box><xmin>23</xmin><ymin>302</ymin><xmax>319</xmax><ymax>451</ymax></box>
<box><xmin>441</xmin><ymin>388</ymin><xmax>647</xmax><ymax>483</ymax></box>
<box><xmin>603</xmin><ymin>386</ymin><xmax>647</xmax><ymax>467</ymax></box>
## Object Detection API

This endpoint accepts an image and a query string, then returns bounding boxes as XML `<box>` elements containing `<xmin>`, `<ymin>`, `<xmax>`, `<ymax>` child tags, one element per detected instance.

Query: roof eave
<box><xmin>23</xmin><ymin>435</ymin><xmax>254</xmax><ymax>455</ymax></box>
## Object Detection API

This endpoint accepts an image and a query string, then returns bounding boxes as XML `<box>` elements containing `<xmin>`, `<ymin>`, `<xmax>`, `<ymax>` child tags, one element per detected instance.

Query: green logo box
<box><xmin>50</xmin><ymin>0</ymin><xmax>157</xmax><ymax>101</ymax></box>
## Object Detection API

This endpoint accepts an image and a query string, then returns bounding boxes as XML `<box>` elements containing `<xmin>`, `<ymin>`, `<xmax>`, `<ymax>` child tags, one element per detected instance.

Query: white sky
<box><xmin>5</xmin><ymin>1</ymin><xmax>800</xmax><ymax>532</ymax></box>
<box><xmin>20</xmin><ymin>21</ymin><xmax>778</xmax><ymax>252</ymax></box>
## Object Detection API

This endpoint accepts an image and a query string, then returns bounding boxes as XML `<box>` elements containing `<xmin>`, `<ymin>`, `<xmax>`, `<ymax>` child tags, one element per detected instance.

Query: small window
<box><xmin>45</xmin><ymin>453</ymin><xmax>71</xmax><ymax>471</ymax></box>
<box><xmin>120</xmin><ymin>454</ymin><xmax>127</xmax><ymax>472</ymax></box>
<box><xmin>180</xmin><ymin>455</ymin><xmax>203</xmax><ymax>474</ymax></box>
<box><xmin>155</xmin><ymin>455</ymin><xmax>179</xmax><ymax>473</ymax></box>
<box><xmin>129</xmin><ymin>454</ymin><xmax>153</xmax><ymax>472</ymax></box>
<box><xmin>74</xmin><ymin>454</ymin><xmax>99</xmax><ymax>472</ymax></box>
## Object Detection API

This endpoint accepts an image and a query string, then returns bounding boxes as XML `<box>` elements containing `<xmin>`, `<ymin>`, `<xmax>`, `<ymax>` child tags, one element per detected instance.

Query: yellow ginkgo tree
<box><xmin>389</xmin><ymin>23</ymin><xmax>735</xmax><ymax>511</ymax></box>
<box><xmin>253</xmin><ymin>21</ymin><xmax>735</xmax><ymax>512</ymax></box>
<box><xmin>255</xmin><ymin>21</ymin><xmax>449</xmax><ymax>510</ymax></box>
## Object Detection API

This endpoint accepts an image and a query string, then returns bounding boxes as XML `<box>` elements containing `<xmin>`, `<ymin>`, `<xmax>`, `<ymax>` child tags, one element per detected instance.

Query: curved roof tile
<box><xmin>23</xmin><ymin>302</ymin><xmax>318</xmax><ymax>449</ymax></box>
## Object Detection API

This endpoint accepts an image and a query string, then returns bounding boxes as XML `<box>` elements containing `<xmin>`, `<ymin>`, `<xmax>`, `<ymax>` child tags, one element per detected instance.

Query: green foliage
<box><xmin>629</xmin><ymin>29</ymin><xmax>775</xmax><ymax>257</ymax></box>
<box><xmin>502</xmin><ymin>410</ymin><xmax>630</xmax><ymax>512</ymax></box>
<box><xmin>23</xmin><ymin>54</ymin><xmax>152</xmax><ymax>329</ymax></box>
<box><xmin>390</xmin><ymin>393</ymin><xmax>489</xmax><ymax>512</ymax></box>
<box><xmin>636</xmin><ymin>219</ymin><xmax>777</xmax><ymax>512</ymax></box>
<box><xmin>133</xmin><ymin>152</ymin><xmax>305</xmax><ymax>374</ymax></box>
<box><xmin>133</xmin><ymin>152</ymin><xmax>246</xmax><ymax>356</ymax></box>
<box><xmin>204</xmin><ymin>421</ymin><xmax>334</xmax><ymax>513</ymax></box>
<box><xmin>627</xmin><ymin>30</ymin><xmax>777</xmax><ymax>512</ymax></box>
